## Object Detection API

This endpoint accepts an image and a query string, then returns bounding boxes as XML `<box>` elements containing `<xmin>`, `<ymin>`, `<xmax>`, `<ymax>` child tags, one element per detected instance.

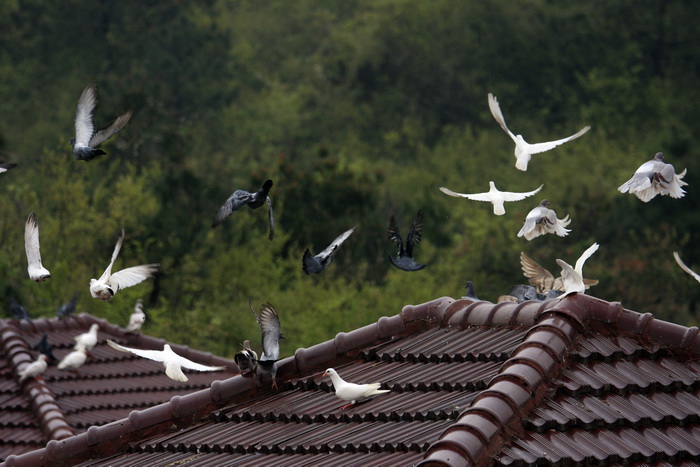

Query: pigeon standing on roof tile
<box><xmin>0</xmin><ymin>162</ymin><xmax>17</xmax><ymax>174</ymax></box>
<box><xmin>464</xmin><ymin>281</ymin><xmax>480</xmax><ymax>301</ymax></box>
<box><xmin>303</xmin><ymin>226</ymin><xmax>357</xmax><ymax>274</ymax></box>
<box><xmin>56</xmin><ymin>293</ymin><xmax>78</xmax><ymax>319</ymax></box>
<box><xmin>125</xmin><ymin>299</ymin><xmax>146</xmax><ymax>333</ymax></box>
<box><xmin>388</xmin><ymin>210</ymin><xmax>426</xmax><ymax>271</ymax></box>
<box><xmin>234</xmin><ymin>340</ymin><xmax>258</xmax><ymax>374</ymax></box>
<box><xmin>323</xmin><ymin>368</ymin><xmax>390</xmax><ymax>409</ymax></box>
<box><xmin>517</xmin><ymin>200</ymin><xmax>571</xmax><ymax>240</ymax></box>
<box><xmin>440</xmin><ymin>182</ymin><xmax>543</xmax><ymax>216</ymax></box>
<box><xmin>9</xmin><ymin>297</ymin><xmax>31</xmax><ymax>322</ymax></box>
<box><xmin>487</xmin><ymin>93</ymin><xmax>590</xmax><ymax>171</ymax></box>
<box><xmin>520</xmin><ymin>251</ymin><xmax>598</xmax><ymax>294</ymax></box>
<box><xmin>211</xmin><ymin>179</ymin><xmax>275</xmax><ymax>240</ymax></box>
<box><xmin>618</xmin><ymin>152</ymin><xmax>688</xmax><ymax>202</ymax></box>
<box><xmin>18</xmin><ymin>354</ymin><xmax>48</xmax><ymax>382</ymax></box>
<box><xmin>556</xmin><ymin>243</ymin><xmax>600</xmax><ymax>296</ymax></box>
<box><xmin>74</xmin><ymin>324</ymin><xmax>100</xmax><ymax>351</ymax></box>
<box><xmin>33</xmin><ymin>334</ymin><xmax>58</xmax><ymax>362</ymax></box>
<box><xmin>90</xmin><ymin>229</ymin><xmax>159</xmax><ymax>300</ymax></box>
<box><xmin>673</xmin><ymin>252</ymin><xmax>700</xmax><ymax>284</ymax></box>
<box><xmin>25</xmin><ymin>212</ymin><xmax>51</xmax><ymax>282</ymax></box>
<box><xmin>71</xmin><ymin>80</ymin><xmax>132</xmax><ymax>161</ymax></box>
<box><xmin>106</xmin><ymin>340</ymin><xmax>226</xmax><ymax>382</ymax></box>
<box><xmin>58</xmin><ymin>345</ymin><xmax>88</xmax><ymax>371</ymax></box>
<box><xmin>251</xmin><ymin>302</ymin><xmax>284</xmax><ymax>390</ymax></box>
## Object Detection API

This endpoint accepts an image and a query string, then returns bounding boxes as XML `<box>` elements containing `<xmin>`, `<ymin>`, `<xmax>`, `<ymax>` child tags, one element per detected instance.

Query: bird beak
<box><xmin>322</xmin><ymin>371</ymin><xmax>327</xmax><ymax>377</ymax></box>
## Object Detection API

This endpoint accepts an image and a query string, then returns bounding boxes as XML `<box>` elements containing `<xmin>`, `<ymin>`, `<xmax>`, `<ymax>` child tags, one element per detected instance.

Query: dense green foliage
<box><xmin>1</xmin><ymin>0</ymin><xmax>698</xmax><ymax>360</ymax></box>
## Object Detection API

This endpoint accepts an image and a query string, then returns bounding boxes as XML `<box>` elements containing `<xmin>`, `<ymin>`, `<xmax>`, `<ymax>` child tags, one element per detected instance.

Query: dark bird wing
<box><xmin>405</xmin><ymin>209</ymin><xmax>424</xmax><ymax>257</ymax></box>
<box><xmin>520</xmin><ymin>252</ymin><xmax>556</xmax><ymax>293</ymax></box>
<box><xmin>57</xmin><ymin>292</ymin><xmax>78</xmax><ymax>318</ymax></box>
<box><xmin>266</xmin><ymin>196</ymin><xmax>275</xmax><ymax>240</ymax></box>
<box><xmin>247</xmin><ymin>180</ymin><xmax>273</xmax><ymax>209</ymax></box>
<box><xmin>74</xmin><ymin>81</ymin><xmax>98</xmax><ymax>148</ymax></box>
<box><xmin>387</xmin><ymin>215</ymin><xmax>404</xmax><ymax>255</ymax></box>
<box><xmin>211</xmin><ymin>190</ymin><xmax>254</xmax><ymax>228</ymax></box>
<box><xmin>302</xmin><ymin>248</ymin><xmax>322</xmax><ymax>274</ymax></box>
<box><xmin>0</xmin><ymin>162</ymin><xmax>17</xmax><ymax>173</ymax></box>
<box><xmin>252</xmin><ymin>302</ymin><xmax>282</xmax><ymax>361</ymax></box>
<box><xmin>90</xmin><ymin>110</ymin><xmax>133</xmax><ymax>147</ymax></box>
<box><xmin>33</xmin><ymin>334</ymin><xmax>58</xmax><ymax>361</ymax></box>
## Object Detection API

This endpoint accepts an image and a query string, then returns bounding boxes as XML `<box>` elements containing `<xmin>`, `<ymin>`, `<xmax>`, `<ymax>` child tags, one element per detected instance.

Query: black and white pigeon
<box><xmin>56</xmin><ymin>293</ymin><xmax>78</xmax><ymax>319</ymax></box>
<box><xmin>618</xmin><ymin>152</ymin><xmax>688</xmax><ymax>202</ymax></box>
<box><xmin>25</xmin><ymin>212</ymin><xmax>51</xmax><ymax>282</ymax></box>
<box><xmin>33</xmin><ymin>333</ymin><xmax>58</xmax><ymax>362</ymax></box>
<box><xmin>303</xmin><ymin>226</ymin><xmax>357</xmax><ymax>274</ymax></box>
<box><xmin>517</xmin><ymin>200</ymin><xmax>571</xmax><ymax>241</ymax></box>
<box><xmin>488</xmin><ymin>93</ymin><xmax>590</xmax><ymax>171</ymax></box>
<box><xmin>251</xmin><ymin>302</ymin><xmax>284</xmax><ymax>389</ymax></box>
<box><xmin>9</xmin><ymin>297</ymin><xmax>31</xmax><ymax>322</ymax></box>
<box><xmin>89</xmin><ymin>229</ymin><xmax>159</xmax><ymax>300</ymax></box>
<box><xmin>388</xmin><ymin>210</ymin><xmax>426</xmax><ymax>272</ymax></box>
<box><xmin>0</xmin><ymin>162</ymin><xmax>17</xmax><ymax>174</ymax></box>
<box><xmin>211</xmin><ymin>179</ymin><xmax>275</xmax><ymax>240</ymax></box>
<box><xmin>234</xmin><ymin>339</ymin><xmax>258</xmax><ymax>374</ymax></box>
<box><xmin>71</xmin><ymin>81</ymin><xmax>132</xmax><ymax>161</ymax></box>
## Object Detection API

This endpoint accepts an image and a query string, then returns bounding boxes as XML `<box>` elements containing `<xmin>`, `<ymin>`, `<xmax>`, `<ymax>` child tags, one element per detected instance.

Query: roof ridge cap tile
<box><xmin>444</xmin><ymin>299</ymin><xmax>560</xmax><ymax>329</ymax></box>
<box><xmin>0</xmin><ymin>320</ymin><xmax>75</xmax><ymax>445</ymax></box>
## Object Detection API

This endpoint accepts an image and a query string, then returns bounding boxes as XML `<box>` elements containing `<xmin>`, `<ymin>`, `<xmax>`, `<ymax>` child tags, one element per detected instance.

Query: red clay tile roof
<box><xmin>3</xmin><ymin>294</ymin><xmax>700</xmax><ymax>466</ymax></box>
<box><xmin>0</xmin><ymin>314</ymin><xmax>237</xmax><ymax>462</ymax></box>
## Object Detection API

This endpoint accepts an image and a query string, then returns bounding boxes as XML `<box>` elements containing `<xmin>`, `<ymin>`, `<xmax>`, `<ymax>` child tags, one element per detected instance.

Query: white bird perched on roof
<box><xmin>106</xmin><ymin>340</ymin><xmax>226</xmax><ymax>382</ymax></box>
<box><xmin>18</xmin><ymin>354</ymin><xmax>48</xmax><ymax>382</ymax></box>
<box><xmin>323</xmin><ymin>368</ymin><xmax>390</xmax><ymax>409</ymax></box>
<box><xmin>125</xmin><ymin>299</ymin><xmax>146</xmax><ymax>333</ymax></box>
<box><xmin>71</xmin><ymin>80</ymin><xmax>132</xmax><ymax>161</ymax></box>
<box><xmin>90</xmin><ymin>229</ymin><xmax>159</xmax><ymax>300</ymax></box>
<box><xmin>74</xmin><ymin>323</ymin><xmax>100</xmax><ymax>351</ymax></box>
<box><xmin>58</xmin><ymin>345</ymin><xmax>88</xmax><ymax>371</ymax></box>
<box><xmin>25</xmin><ymin>212</ymin><xmax>51</xmax><ymax>282</ymax></box>
<box><xmin>517</xmin><ymin>200</ymin><xmax>571</xmax><ymax>240</ymax></box>
<box><xmin>488</xmin><ymin>93</ymin><xmax>590</xmax><ymax>171</ymax></box>
<box><xmin>303</xmin><ymin>226</ymin><xmax>357</xmax><ymax>274</ymax></box>
<box><xmin>440</xmin><ymin>181</ymin><xmax>543</xmax><ymax>216</ymax></box>
<box><xmin>673</xmin><ymin>252</ymin><xmax>700</xmax><ymax>284</ymax></box>
<box><xmin>618</xmin><ymin>152</ymin><xmax>687</xmax><ymax>202</ymax></box>
<box><xmin>555</xmin><ymin>243</ymin><xmax>600</xmax><ymax>296</ymax></box>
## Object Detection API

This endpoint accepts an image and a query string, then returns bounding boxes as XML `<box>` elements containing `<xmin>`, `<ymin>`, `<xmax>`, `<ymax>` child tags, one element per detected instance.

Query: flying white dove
<box><xmin>303</xmin><ymin>226</ymin><xmax>357</xmax><ymax>274</ymax></box>
<box><xmin>18</xmin><ymin>354</ymin><xmax>48</xmax><ymax>382</ymax></box>
<box><xmin>517</xmin><ymin>200</ymin><xmax>571</xmax><ymax>240</ymax></box>
<box><xmin>673</xmin><ymin>252</ymin><xmax>700</xmax><ymax>284</ymax></box>
<box><xmin>71</xmin><ymin>81</ymin><xmax>132</xmax><ymax>161</ymax></box>
<box><xmin>440</xmin><ymin>181</ymin><xmax>543</xmax><ymax>215</ymax></box>
<box><xmin>488</xmin><ymin>93</ymin><xmax>590</xmax><ymax>171</ymax></box>
<box><xmin>90</xmin><ymin>229</ymin><xmax>159</xmax><ymax>300</ymax></box>
<box><xmin>323</xmin><ymin>368</ymin><xmax>390</xmax><ymax>409</ymax></box>
<box><xmin>555</xmin><ymin>243</ymin><xmax>600</xmax><ymax>296</ymax></box>
<box><xmin>25</xmin><ymin>212</ymin><xmax>51</xmax><ymax>282</ymax></box>
<box><xmin>125</xmin><ymin>299</ymin><xmax>146</xmax><ymax>333</ymax></box>
<box><xmin>618</xmin><ymin>152</ymin><xmax>688</xmax><ymax>202</ymax></box>
<box><xmin>58</xmin><ymin>345</ymin><xmax>88</xmax><ymax>371</ymax></box>
<box><xmin>74</xmin><ymin>323</ymin><xmax>100</xmax><ymax>351</ymax></box>
<box><xmin>520</xmin><ymin>251</ymin><xmax>598</xmax><ymax>294</ymax></box>
<box><xmin>106</xmin><ymin>340</ymin><xmax>226</xmax><ymax>382</ymax></box>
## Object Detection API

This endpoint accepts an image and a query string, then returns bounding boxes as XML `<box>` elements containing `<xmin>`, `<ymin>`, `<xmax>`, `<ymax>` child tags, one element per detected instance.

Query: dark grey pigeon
<box><xmin>9</xmin><ymin>297</ymin><xmax>31</xmax><ymax>322</ymax></box>
<box><xmin>56</xmin><ymin>293</ymin><xmax>78</xmax><ymax>319</ymax></box>
<box><xmin>463</xmin><ymin>281</ymin><xmax>480</xmax><ymax>300</ymax></box>
<box><xmin>250</xmin><ymin>302</ymin><xmax>284</xmax><ymax>390</ymax></box>
<box><xmin>388</xmin><ymin>209</ymin><xmax>426</xmax><ymax>272</ymax></box>
<box><xmin>233</xmin><ymin>339</ymin><xmax>258</xmax><ymax>374</ymax></box>
<box><xmin>211</xmin><ymin>179</ymin><xmax>275</xmax><ymax>240</ymax></box>
<box><xmin>302</xmin><ymin>226</ymin><xmax>357</xmax><ymax>274</ymax></box>
<box><xmin>33</xmin><ymin>333</ymin><xmax>58</xmax><ymax>362</ymax></box>
<box><xmin>71</xmin><ymin>81</ymin><xmax>132</xmax><ymax>161</ymax></box>
<box><xmin>0</xmin><ymin>162</ymin><xmax>17</xmax><ymax>174</ymax></box>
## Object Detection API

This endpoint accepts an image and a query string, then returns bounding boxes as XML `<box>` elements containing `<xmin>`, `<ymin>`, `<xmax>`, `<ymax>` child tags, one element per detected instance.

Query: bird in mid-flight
<box><xmin>556</xmin><ymin>243</ymin><xmax>600</xmax><ymax>296</ymax></box>
<box><xmin>89</xmin><ymin>229</ymin><xmax>159</xmax><ymax>300</ymax></box>
<box><xmin>126</xmin><ymin>299</ymin><xmax>146</xmax><ymax>333</ymax></box>
<box><xmin>56</xmin><ymin>293</ymin><xmax>78</xmax><ymax>319</ymax></box>
<box><xmin>71</xmin><ymin>80</ymin><xmax>132</xmax><ymax>161</ymax></box>
<box><xmin>211</xmin><ymin>179</ymin><xmax>275</xmax><ymax>240</ymax></box>
<box><xmin>520</xmin><ymin>251</ymin><xmax>598</xmax><ymax>294</ymax></box>
<box><xmin>0</xmin><ymin>162</ymin><xmax>17</xmax><ymax>174</ymax></box>
<box><xmin>388</xmin><ymin>210</ymin><xmax>426</xmax><ymax>272</ymax></box>
<box><xmin>303</xmin><ymin>226</ymin><xmax>357</xmax><ymax>274</ymax></box>
<box><xmin>251</xmin><ymin>302</ymin><xmax>284</xmax><ymax>389</ymax></box>
<box><xmin>440</xmin><ymin>181</ymin><xmax>542</xmax><ymax>216</ymax></box>
<box><xmin>618</xmin><ymin>152</ymin><xmax>688</xmax><ymax>202</ymax></box>
<box><xmin>517</xmin><ymin>200</ymin><xmax>571</xmax><ymax>240</ymax></box>
<box><xmin>488</xmin><ymin>93</ymin><xmax>590</xmax><ymax>171</ymax></box>
<box><xmin>25</xmin><ymin>212</ymin><xmax>51</xmax><ymax>282</ymax></box>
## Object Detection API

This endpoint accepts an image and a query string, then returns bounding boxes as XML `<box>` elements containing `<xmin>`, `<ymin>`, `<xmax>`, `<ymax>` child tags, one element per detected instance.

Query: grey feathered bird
<box><xmin>251</xmin><ymin>302</ymin><xmax>284</xmax><ymax>389</ymax></box>
<box><xmin>211</xmin><ymin>179</ymin><xmax>275</xmax><ymax>240</ymax></box>
<box><xmin>9</xmin><ymin>297</ymin><xmax>31</xmax><ymax>322</ymax></box>
<box><xmin>303</xmin><ymin>226</ymin><xmax>357</xmax><ymax>274</ymax></box>
<box><xmin>388</xmin><ymin>210</ymin><xmax>426</xmax><ymax>272</ymax></box>
<box><xmin>71</xmin><ymin>81</ymin><xmax>132</xmax><ymax>161</ymax></box>
<box><xmin>56</xmin><ymin>293</ymin><xmax>78</xmax><ymax>319</ymax></box>
<box><xmin>464</xmin><ymin>281</ymin><xmax>480</xmax><ymax>300</ymax></box>
<box><xmin>234</xmin><ymin>339</ymin><xmax>258</xmax><ymax>374</ymax></box>
<box><xmin>618</xmin><ymin>152</ymin><xmax>688</xmax><ymax>202</ymax></box>
<box><xmin>517</xmin><ymin>200</ymin><xmax>571</xmax><ymax>241</ymax></box>
<box><xmin>33</xmin><ymin>333</ymin><xmax>58</xmax><ymax>362</ymax></box>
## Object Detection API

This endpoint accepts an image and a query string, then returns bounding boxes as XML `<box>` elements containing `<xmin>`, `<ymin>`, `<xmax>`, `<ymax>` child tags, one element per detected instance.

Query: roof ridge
<box><xmin>0</xmin><ymin>320</ymin><xmax>75</xmax><ymax>444</ymax></box>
